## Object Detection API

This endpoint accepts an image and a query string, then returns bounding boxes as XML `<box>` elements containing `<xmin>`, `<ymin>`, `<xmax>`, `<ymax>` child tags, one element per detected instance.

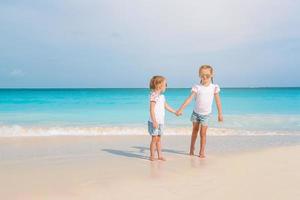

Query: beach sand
<box><xmin>0</xmin><ymin>135</ymin><xmax>300</xmax><ymax>200</ymax></box>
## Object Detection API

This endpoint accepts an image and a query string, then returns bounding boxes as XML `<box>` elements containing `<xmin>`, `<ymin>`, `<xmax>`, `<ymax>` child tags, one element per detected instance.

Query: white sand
<box><xmin>0</xmin><ymin>136</ymin><xmax>299</xmax><ymax>199</ymax></box>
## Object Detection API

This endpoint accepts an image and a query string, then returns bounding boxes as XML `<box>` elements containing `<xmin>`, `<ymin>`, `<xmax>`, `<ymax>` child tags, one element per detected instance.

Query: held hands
<box><xmin>175</xmin><ymin>109</ymin><xmax>183</xmax><ymax>117</ymax></box>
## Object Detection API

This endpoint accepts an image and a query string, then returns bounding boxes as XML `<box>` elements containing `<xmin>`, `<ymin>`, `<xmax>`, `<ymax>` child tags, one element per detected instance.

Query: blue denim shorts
<box><xmin>148</xmin><ymin>121</ymin><xmax>164</xmax><ymax>136</ymax></box>
<box><xmin>190</xmin><ymin>111</ymin><xmax>210</xmax><ymax>126</ymax></box>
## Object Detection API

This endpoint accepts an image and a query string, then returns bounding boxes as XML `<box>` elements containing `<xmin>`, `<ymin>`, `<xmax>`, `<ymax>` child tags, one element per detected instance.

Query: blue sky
<box><xmin>0</xmin><ymin>0</ymin><xmax>300</xmax><ymax>88</ymax></box>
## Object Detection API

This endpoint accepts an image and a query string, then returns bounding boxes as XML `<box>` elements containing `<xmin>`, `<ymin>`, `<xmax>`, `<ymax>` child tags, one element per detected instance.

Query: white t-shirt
<box><xmin>191</xmin><ymin>83</ymin><xmax>220</xmax><ymax>115</ymax></box>
<box><xmin>149</xmin><ymin>92</ymin><xmax>165</xmax><ymax>124</ymax></box>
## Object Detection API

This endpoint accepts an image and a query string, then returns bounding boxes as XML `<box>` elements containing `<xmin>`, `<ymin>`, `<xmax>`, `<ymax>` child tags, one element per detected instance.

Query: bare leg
<box><xmin>199</xmin><ymin>125</ymin><xmax>208</xmax><ymax>158</ymax></box>
<box><xmin>157</xmin><ymin>136</ymin><xmax>166</xmax><ymax>161</ymax></box>
<box><xmin>150</xmin><ymin>136</ymin><xmax>157</xmax><ymax>161</ymax></box>
<box><xmin>190</xmin><ymin>122</ymin><xmax>200</xmax><ymax>155</ymax></box>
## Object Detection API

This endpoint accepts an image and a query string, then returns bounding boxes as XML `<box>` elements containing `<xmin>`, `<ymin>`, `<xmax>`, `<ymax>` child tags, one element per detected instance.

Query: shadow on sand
<box><xmin>132</xmin><ymin>146</ymin><xmax>188</xmax><ymax>156</ymax></box>
<box><xmin>102</xmin><ymin>145</ymin><xmax>189</xmax><ymax>160</ymax></box>
<box><xmin>102</xmin><ymin>149</ymin><xmax>149</xmax><ymax>160</ymax></box>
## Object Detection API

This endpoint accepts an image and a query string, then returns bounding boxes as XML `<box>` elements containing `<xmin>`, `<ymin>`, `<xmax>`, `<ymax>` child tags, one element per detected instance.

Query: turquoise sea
<box><xmin>0</xmin><ymin>88</ymin><xmax>299</xmax><ymax>136</ymax></box>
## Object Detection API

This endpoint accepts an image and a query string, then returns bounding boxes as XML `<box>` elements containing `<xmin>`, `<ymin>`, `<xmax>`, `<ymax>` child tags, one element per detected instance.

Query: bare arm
<box><xmin>214</xmin><ymin>93</ymin><xmax>223</xmax><ymax>122</ymax></box>
<box><xmin>165</xmin><ymin>102</ymin><xmax>176</xmax><ymax>114</ymax></box>
<box><xmin>150</xmin><ymin>101</ymin><xmax>158</xmax><ymax>128</ymax></box>
<box><xmin>176</xmin><ymin>92</ymin><xmax>196</xmax><ymax>115</ymax></box>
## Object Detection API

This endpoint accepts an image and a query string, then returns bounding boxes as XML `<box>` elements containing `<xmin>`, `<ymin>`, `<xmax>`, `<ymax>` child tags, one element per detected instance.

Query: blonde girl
<box><xmin>176</xmin><ymin>65</ymin><xmax>223</xmax><ymax>158</ymax></box>
<box><xmin>148</xmin><ymin>76</ymin><xmax>177</xmax><ymax>161</ymax></box>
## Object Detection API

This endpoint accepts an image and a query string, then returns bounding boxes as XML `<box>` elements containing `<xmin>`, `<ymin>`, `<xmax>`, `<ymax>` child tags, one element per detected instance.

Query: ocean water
<box><xmin>0</xmin><ymin>88</ymin><xmax>299</xmax><ymax>136</ymax></box>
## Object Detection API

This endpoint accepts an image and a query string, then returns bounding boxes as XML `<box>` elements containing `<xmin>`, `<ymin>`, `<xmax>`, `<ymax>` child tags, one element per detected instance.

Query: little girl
<box><xmin>176</xmin><ymin>65</ymin><xmax>223</xmax><ymax>158</ymax></box>
<box><xmin>148</xmin><ymin>76</ymin><xmax>177</xmax><ymax>161</ymax></box>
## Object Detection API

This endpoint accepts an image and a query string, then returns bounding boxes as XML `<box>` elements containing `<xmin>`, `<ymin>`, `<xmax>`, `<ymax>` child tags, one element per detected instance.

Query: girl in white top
<box><xmin>148</xmin><ymin>76</ymin><xmax>177</xmax><ymax>161</ymax></box>
<box><xmin>176</xmin><ymin>65</ymin><xmax>223</xmax><ymax>158</ymax></box>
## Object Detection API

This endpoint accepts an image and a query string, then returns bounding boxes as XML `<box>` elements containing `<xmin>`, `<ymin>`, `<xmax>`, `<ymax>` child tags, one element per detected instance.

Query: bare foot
<box><xmin>189</xmin><ymin>147</ymin><xmax>195</xmax><ymax>156</ymax></box>
<box><xmin>158</xmin><ymin>157</ymin><xmax>166</xmax><ymax>161</ymax></box>
<box><xmin>149</xmin><ymin>156</ymin><xmax>155</xmax><ymax>161</ymax></box>
<box><xmin>199</xmin><ymin>154</ymin><xmax>206</xmax><ymax>158</ymax></box>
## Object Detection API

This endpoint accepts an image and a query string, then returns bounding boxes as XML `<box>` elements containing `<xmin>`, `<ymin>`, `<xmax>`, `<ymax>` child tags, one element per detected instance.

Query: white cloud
<box><xmin>1</xmin><ymin>0</ymin><xmax>300</xmax><ymax>54</ymax></box>
<box><xmin>0</xmin><ymin>0</ymin><xmax>299</xmax><ymax>87</ymax></box>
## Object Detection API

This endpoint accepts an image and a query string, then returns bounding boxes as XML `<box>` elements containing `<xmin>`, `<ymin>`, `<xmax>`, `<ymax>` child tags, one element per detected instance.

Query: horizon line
<box><xmin>0</xmin><ymin>86</ymin><xmax>299</xmax><ymax>89</ymax></box>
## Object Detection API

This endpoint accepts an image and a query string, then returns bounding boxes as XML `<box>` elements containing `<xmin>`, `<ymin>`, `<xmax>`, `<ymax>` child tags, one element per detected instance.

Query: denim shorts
<box><xmin>190</xmin><ymin>111</ymin><xmax>210</xmax><ymax>126</ymax></box>
<box><xmin>148</xmin><ymin>121</ymin><xmax>164</xmax><ymax>136</ymax></box>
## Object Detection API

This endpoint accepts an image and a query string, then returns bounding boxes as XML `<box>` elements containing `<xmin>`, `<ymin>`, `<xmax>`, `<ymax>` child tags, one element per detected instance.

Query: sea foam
<box><xmin>0</xmin><ymin>125</ymin><xmax>299</xmax><ymax>137</ymax></box>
